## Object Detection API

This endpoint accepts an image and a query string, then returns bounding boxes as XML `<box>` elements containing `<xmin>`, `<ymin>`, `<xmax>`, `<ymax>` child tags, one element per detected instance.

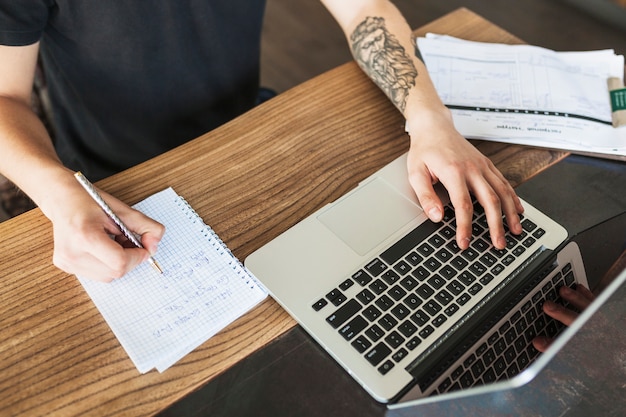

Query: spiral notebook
<box><xmin>78</xmin><ymin>187</ymin><xmax>267</xmax><ymax>373</ymax></box>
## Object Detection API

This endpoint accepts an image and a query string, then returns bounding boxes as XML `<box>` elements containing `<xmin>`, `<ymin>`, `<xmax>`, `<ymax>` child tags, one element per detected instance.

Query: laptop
<box><xmin>245</xmin><ymin>152</ymin><xmax>588</xmax><ymax>404</ymax></box>
<box><xmin>386</xmin><ymin>261</ymin><xmax>626</xmax><ymax>415</ymax></box>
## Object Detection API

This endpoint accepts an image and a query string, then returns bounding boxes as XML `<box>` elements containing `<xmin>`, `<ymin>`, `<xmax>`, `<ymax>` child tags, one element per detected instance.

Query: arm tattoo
<box><xmin>350</xmin><ymin>16</ymin><xmax>418</xmax><ymax>113</ymax></box>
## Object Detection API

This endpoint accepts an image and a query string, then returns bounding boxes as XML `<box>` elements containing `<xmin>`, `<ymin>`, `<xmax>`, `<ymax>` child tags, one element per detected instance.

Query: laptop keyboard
<box><xmin>311</xmin><ymin>201</ymin><xmax>568</xmax><ymax>383</ymax></box>
<box><xmin>426</xmin><ymin>260</ymin><xmax>576</xmax><ymax>395</ymax></box>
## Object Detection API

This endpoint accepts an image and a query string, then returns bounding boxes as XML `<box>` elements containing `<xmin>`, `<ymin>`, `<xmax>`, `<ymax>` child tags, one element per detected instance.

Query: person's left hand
<box><xmin>532</xmin><ymin>284</ymin><xmax>595</xmax><ymax>352</ymax></box>
<box><xmin>406</xmin><ymin>108</ymin><xmax>525</xmax><ymax>251</ymax></box>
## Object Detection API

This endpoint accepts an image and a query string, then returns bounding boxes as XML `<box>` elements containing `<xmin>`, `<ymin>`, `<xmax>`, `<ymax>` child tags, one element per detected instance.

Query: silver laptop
<box><xmin>245</xmin><ymin>152</ymin><xmax>588</xmax><ymax>403</ymax></box>
<box><xmin>386</xmin><ymin>262</ymin><xmax>626</xmax><ymax>415</ymax></box>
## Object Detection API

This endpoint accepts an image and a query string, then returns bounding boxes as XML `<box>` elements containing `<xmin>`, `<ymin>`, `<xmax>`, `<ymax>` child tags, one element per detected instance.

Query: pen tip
<box><xmin>151</xmin><ymin>258</ymin><xmax>164</xmax><ymax>274</ymax></box>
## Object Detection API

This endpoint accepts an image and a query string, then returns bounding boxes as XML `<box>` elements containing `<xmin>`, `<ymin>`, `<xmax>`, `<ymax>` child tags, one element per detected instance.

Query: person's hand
<box><xmin>47</xmin><ymin>182</ymin><xmax>165</xmax><ymax>282</ymax></box>
<box><xmin>406</xmin><ymin>109</ymin><xmax>524</xmax><ymax>251</ymax></box>
<box><xmin>532</xmin><ymin>284</ymin><xmax>595</xmax><ymax>352</ymax></box>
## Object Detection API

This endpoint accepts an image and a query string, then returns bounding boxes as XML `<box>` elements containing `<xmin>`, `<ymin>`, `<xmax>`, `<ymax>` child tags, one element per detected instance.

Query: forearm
<box><xmin>322</xmin><ymin>0</ymin><xmax>449</xmax><ymax>127</ymax></box>
<box><xmin>0</xmin><ymin>96</ymin><xmax>75</xmax><ymax>218</ymax></box>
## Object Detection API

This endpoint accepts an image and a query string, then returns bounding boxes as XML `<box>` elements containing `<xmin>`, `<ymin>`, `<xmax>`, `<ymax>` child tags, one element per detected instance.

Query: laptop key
<box><xmin>339</xmin><ymin>278</ymin><xmax>354</xmax><ymax>291</ymax></box>
<box><xmin>459</xmin><ymin>370</ymin><xmax>474</xmax><ymax>388</ymax></box>
<box><xmin>483</xmin><ymin>367</ymin><xmax>497</xmax><ymax>383</ymax></box>
<box><xmin>412</xmin><ymin>266</ymin><xmax>430</xmax><ymax>281</ymax></box>
<box><xmin>446</xmin><ymin>280</ymin><xmax>464</xmax><ymax>295</ymax></box>
<box><xmin>471</xmin><ymin>359</ymin><xmax>486</xmax><ymax>379</ymax></box>
<box><xmin>405</xmin><ymin>251</ymin><xmax>423</xmax><ymax>266</ymax></box>
<box><xmin>369</xmin><ymin>279</ymin><xmax>388</xmax><ymax>295</ymax></box>
<box><xmin>423</xmin><ymin>300</ymin><xmax>442</xmax><ymax>315</ymax></box>
<box><xmin>388</xmin><ymin>285</ymin><xmax>407</xmax><ymax>301</ymax></box>
<box><xmin>405</xmin><ymin>336</ymin><xmax>421</xmax><ymax>350</ymax></box>
<box><xmin>493</xmin><ymin>357</ymin><xmax>507</xmax><ymax>376</ymax></box>
<box><xmin>378</xmin><ymin>360</ymin><xmax>394</xmax><ymax>375</ymax></box>
<box><xmin>365</xmin><ymin>258</ymin><xmax>387</xmax><ymax>276</ymax></box>
<box><xmin>326</xmin><ymin>299</ymin><xmax>361</xmax><ymax>329</ymax></box>
<box><xmin>416</xmin><ymin>283</ymin><xmax>435</xmax><ymax>299</ymax></box>
<box><xmin>427</xmin><ymin>275</ymin><xmax>445</xmax><ymax>289</ymax></box>
<box><xmin>340</xmin><ymin>315</ymin><xmax>368</xmax><ymax>340</ymax></box>
<box><xmin>435</xmin><ymin>289</ymin><xmax>454</xmax><ymax>306</ymax></box>
<box><xmin>483</xmin><ymin>347</ymin><xmax>496</xmax><ymax>366</ymax></box>
<box><xmin>438</xmin><ymin>377</ymin><xmax>452</xmax><ymax>393</ymax></box>
<box><xmin>410</xmin><ymin>309</ymin><xmax>429</xmax><ymax>326</ymax></box>
<box><xmin>362</xmin><ymin>305</ymin><xmax>382</xmax><ymax>321</ymax></box>
<box><xmin>391</xmin><ymin>304</ymin><xmax>410</xmax><ymax>320</ymax></box>
<box><xmin>457</xmin><ymin>293</ymin><xmax>471</xmax><ymax>306</ymax></box>
<box><xmin>451</xmin><ymin>365</ymin><xmax>464</xmax><ymax>380</ymax></box>
<box><xmin>356</xmin><ymin>288</ymin><xmax>375</xmax><ymax>305</ymax></box>
<box><xmin>380</xmin><ymin>221</ymin><xmax>440</xmax><ymax>265</ymax></box>
<box><xmin>378</xmin><ymin>314</ymin><xmax>398</xmax><ymax>331</ymax></box>
<box><xmin>351</xmin><ymin>335</ymin><xmax>372</xmax><ymax>353</ymax></box>
<box><xmin>398</xmin><ymin>320</ymin><xmax>418</xmax><ymax>337</ymax></box>
<box><xmin>393</xmin><ymin>259</ymin><xmax>411</xmax><ymax>274</ymax></box>
<box><xmin>312</xmin><ymin>298</ymin><xmax>328</xmax><ymax>311</ymax></box>
<box><xmin>403</xmin><ymin>293</ymin><xmax>422</xmax><ymax>310</ymax></box>
<box><xmin>352</xmin><ymin>269</ymin><xmax>373</xmax><ymax>286</ymax></box>
<box><xmin>385</xmin><ymin>331</ymin><xmax>405</xmax><ymax>348</ymax></box>
<box><xmin>392</xmin><ymin>347</ymin><xmax>409</xmax><ymax>362</ymax></box>
<box><xmin>365</xmin><ymin>324</ymin><xmax>384</xmax><ymax>342</ymax></box>
<box><xmin>400</xmin><ymin>275</ymin><xmax>419</xmax><ymax>291</ymax></box>
<box><xmin>381</xmin><ymin>270</ymin><xmax>401</xmax><ymax>285</ymax></box>
<box><xmin>375</xmin><ymin>294</ymin><xmax>394</xmax><ymax>311</ymax></box>
<box><xmin>326</xmin><ymin>288</ymin><xmax>345</xmax><ymax>305</ymax></box>
<box><xmin>418</xmin><ymin>325</ymin><xmax>434</xmax><ymax>339</ymax></box>
<box><xmin>432</xmin><ymin>314</ymin><xmax>447</xmax><ymax>328</ymax></box>
<box><xmin>365</xmin><ymin>342</ymin><xmax>392</xmax><ymax>366</ymax></box>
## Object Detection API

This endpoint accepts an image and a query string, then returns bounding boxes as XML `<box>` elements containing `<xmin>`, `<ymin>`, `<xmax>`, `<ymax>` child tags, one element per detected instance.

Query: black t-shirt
<box><xmin>0</xmin><ymin>1</ymin><xmax>266</xmax><ymax>180</ymax></box>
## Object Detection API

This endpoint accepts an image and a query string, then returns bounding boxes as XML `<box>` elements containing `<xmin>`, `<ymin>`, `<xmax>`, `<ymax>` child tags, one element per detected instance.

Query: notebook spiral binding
<box><xmin>176</xmin><ymin>195</ymin><xmax>266</xmax><ymax>292</ymax></box>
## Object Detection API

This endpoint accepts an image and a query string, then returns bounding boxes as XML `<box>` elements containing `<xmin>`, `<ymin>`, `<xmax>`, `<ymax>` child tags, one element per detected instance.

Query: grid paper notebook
<box><xmin>79</xmin><ymin>187</ymin><xmax>267</xmax><ymax>373</ymax></box>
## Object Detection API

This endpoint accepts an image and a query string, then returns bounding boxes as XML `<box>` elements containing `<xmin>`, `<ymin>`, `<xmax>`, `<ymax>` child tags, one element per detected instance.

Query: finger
<box><xmin>532</xmin><ymin>335</ymin><xmax>553</xmax><ymax>353</ymax></box>
<box><xmin>106</xmin><ymin>193</ymin><xmax>166</xmax><ymax>254</ymax></box>
<box><xmin>559</xmin><ymin>285</ymin><xmax>594</xmax><ymax>311</ymax></box>
<box><xmin>407</xmin><ymin>163</ymin><xmax>444</xmax><ymax>223</ymax></box>
<box><xmin>55</xmin><ymin>220</ymin><xmax>150</xmax><ymax>281</ymax></box>
<box><xmin>576</xmin><ymin>284</ymin><xmax>595</xmax><ymax>301</ymax></box>
<box><xmin>490</xmin><ymin>169</ymin><xmax>524</xmax><ymax>235</ymax></box>
<box><xmin>542</xmin><ymin>300</ymin><xmax>579</xmax><ymax>326</ymax></box>
<box><xmin>54</xmin><ymin>244</ymin><xmax>149</xmax><ymax>282</ymax></box>
<box><xmin>448</xmin><ymin>190</ymin><xmax>473</xmax><ymax>250</ymax></box>
<box><xmin>470</xmin><ymin>182</ymin><xmax>506</xmax><ymax>249</ymax></box>
<box><xmin>503</xmin><ymin>191</ymin><xmax>524</xmax><ymax>235</ymax></box>
<box><xmin>469</xmin><ymin>167</ymin><xmax>522</xmax><ymax>248</ymax></box>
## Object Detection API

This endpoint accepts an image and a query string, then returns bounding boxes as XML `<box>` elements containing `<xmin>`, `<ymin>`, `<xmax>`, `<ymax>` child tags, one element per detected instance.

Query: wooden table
<box><xmin>0</xmin><ymin>8</ymin><xmax>569</xmax><ymax>417</ymax></box>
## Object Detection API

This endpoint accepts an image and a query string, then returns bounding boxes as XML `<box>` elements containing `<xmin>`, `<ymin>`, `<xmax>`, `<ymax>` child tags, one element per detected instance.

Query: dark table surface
<box><xmin>157</xmin><ymin>154</ymin><xmax>626</xmax><ymax>417</ymax></box>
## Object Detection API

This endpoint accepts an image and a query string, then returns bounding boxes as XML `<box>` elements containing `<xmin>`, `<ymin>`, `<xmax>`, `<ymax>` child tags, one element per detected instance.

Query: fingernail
<box><xmin>543</xmin><ymin>300</ymin><xmax>557</xmax><ymax>311</ymax></box>
<box><xmin>535</xmin><ymin>336</ymin><xmax>549</xmax><ymax>350</ymax></box>
<box><xmin>428</xmin><ymin>207</ymin><xmax>442</xmax><ymax>222</ymax></box>
<box><xmin>460</xmin><ymin>237</ymin><xmax>471</xmax><ymax>250</ymax></box>
<box><xmin>497</xmin><ymin>237</ymin><xmax>506</xmax><ymax>248</ymax></box>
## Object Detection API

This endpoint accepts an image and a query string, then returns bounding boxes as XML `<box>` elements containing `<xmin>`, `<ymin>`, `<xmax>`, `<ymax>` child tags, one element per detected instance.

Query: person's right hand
<box><xmin>48</xmin><ymin>182</ymin><xmax>165</xmax><ymax>282</ymax></box>
<box><xmin>532</xmin><ymin>284</ymin><xmax>595</xmax><ymax>352</ymax></box>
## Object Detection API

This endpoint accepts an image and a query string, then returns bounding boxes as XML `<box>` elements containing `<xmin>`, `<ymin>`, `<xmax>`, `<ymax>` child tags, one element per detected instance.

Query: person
<box><xmin>0</xmin><ymin>0</ymin><xmax>524</xmax><ymax>283</ymax></box>
<box><xmin>533</xmin><ymin>283</ymin><xmax>595</xmax><ymax>352</ymax></box>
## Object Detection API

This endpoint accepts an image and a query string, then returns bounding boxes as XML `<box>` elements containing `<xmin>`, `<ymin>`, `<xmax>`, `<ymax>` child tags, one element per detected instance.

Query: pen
<box><xmin>74</xmin><ymin>171</ymin><xmax>163</xmax><ymax>274</ymax></box>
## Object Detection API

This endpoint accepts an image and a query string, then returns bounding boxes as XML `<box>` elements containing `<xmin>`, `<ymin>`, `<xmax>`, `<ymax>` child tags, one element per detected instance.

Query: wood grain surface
<box><xmin>0</xmin><ymin>8</ymin><xmax>568</xmax><ymax>417</ymax></box>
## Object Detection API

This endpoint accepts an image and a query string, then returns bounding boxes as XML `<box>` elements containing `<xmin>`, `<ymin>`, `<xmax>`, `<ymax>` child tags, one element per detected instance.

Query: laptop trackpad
<box><xmin>318</xmin><ymin>178</ymin><xmax>422</xmax><ymax>256</ymax></box>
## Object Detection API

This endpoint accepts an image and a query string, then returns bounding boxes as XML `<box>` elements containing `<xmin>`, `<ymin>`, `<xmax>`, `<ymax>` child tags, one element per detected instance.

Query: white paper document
<box><xmin>78</xmin><ymin>188</ymin><xmax>267</xmax><ymax>373</ymax></box>
<box><xmin>416</xmin><ymin>34</ymin><xmax>626</xmax><ymax>159</ymax></box>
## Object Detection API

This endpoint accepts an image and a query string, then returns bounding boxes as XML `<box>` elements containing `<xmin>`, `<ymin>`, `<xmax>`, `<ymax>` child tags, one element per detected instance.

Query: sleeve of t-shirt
<box><xmin>0</xmin><ymin>0</ymin><xmax>52</xmax><ymax>46</ymax></box>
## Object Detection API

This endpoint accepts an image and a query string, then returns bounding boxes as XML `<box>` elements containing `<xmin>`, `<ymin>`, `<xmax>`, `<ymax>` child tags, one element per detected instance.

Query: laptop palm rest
<box><xmin>318</xmin><ymin>178</ymin><xmax>422</xmax><ymax>256</ymax></box>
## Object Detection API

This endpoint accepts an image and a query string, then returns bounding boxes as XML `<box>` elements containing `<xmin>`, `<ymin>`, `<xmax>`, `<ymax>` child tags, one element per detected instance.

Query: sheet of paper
<box><xmin>78</xmin><ymin>187</ymin><xmax>267</xmax><ymax>373</ymax></box>
<box><xmin>415</xmin><ymin>34</ymin><xmax>626</xmax><ymax>159</ymax></box>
